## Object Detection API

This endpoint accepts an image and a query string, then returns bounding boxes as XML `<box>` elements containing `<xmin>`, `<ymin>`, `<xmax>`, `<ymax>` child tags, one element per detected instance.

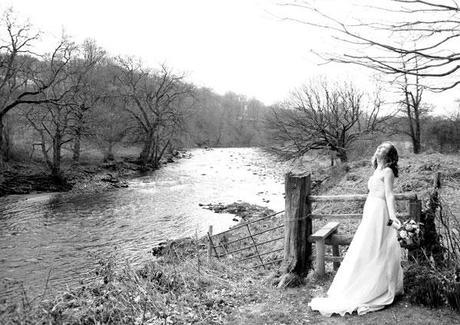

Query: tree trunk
<box><xmin>4</xmin><ymin>118</ymin><xmax>10</xmax><ymax>161</ymax></box>
<box><xmin>0</xmin><ymin>115</ymin><xmax>6</xmax><ymax>172</ymax></box>
<box><xmin>410</xmin><ymin>110</ymin><xmax>421</xmax><ymax>154</ymax></box>
<box><xmin>155</xmin><ymin>140</ymin><xmax>171</xmax><ymax>168</ymax></box>
<box><xmin>150</xmin><ymin>144</ymin><xmax>158</xmax><ymax>168</ymax></box>
<box><xmin>336</xmin><ymin>149</ymin><xmax>348</xmax><ymax>163</ymax></box>
<box><xmin>0</xmin><ymin>115</ymin><xmax>5</xmax><ymax>163</ymax></box>
<box><xmin>413</xmin><ymin>110</ymin><xmax>421</xmax><ymax>154</ymax></box>
<box><xmin>412</xmin><ymin>136</ymin><xmax>421</xmax><ymax>154</ymax></box>
<box><xmin>52</xmin><ymin>130</ymin><xmax>62</xmax><ymax>177</ymax></box>
<box><xmin>72</xmin><ymin>120</ymin><xmax>83</xmax><ymax>163</ymax></box>
<box><xmin>149</xmin><ymin>134</ymin><xmax>158</xmax><ymax>166</ymax></box>
<box><xmin>139</xmin><ymin>132</ymin><xmax>153</xmax><ymax>165</ymax></box>
<box><xmin>0</xmin><ymin>114</ymin><xmax>10</xmax><ymax>163</ymax></box>
<box><xmin>38</xmin><ymin>129</ymin><xmax>52</xmax><ymax>171</ymax></box>
<box><xmin>103</xmin><ymin>142</ymin><xmax>115</xmax><ymax>162</ymax></box>
<box><xmin>439</xmin><ymin>137</ymin><xmax>445</xmax><ymax>153</ymax></box>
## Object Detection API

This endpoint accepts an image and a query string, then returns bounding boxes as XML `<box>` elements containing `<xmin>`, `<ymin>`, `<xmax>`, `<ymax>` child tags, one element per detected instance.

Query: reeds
<box><xmin>0</xmin><ymin>239</ymin><xmax>268</xmax><ymax>324</ymax></box>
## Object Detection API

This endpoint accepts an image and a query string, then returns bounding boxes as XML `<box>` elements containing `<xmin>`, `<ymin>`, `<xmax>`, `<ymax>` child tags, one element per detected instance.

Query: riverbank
<box><xmin>2</xmin><ymin>201</ymin><xmax>459</xmax><ymax>324</ymax></box>
<box><xmin>1</xmin><ymin>151</ymin><xmax>459</xmax><ymax>324</ymax></box>
<box><xmin>0</xmin><ymin>150</ymin><xmax>191</xmax><ymax>197</ymax></box>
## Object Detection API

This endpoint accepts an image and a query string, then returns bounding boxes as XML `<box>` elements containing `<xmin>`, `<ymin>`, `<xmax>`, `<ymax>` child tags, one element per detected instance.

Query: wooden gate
<box><xmin>207</xmin><ymin>210</ymin><xmax>285</xmax><ymax>269</ymax></box>
<box><xmin>284</xmin><ymin>173</ymin><xmax>421</xmax><ymax>276</ymax></box>
<box><xmin>207</xmin><ymin>173</ymin><xmax>421</xmax><ymax>276</ymax></box>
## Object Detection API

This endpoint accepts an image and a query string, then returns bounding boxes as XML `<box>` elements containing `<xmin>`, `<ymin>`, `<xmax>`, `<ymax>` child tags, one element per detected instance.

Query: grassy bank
<box><xmin>1</xmin><ymin>152</ymin><xmax>459</xmax><ymax>324</ymax></box>
<box><xmin>4</xmin><ymin>245</ymin><xmax>459</xmax><ymax>325</ymax></box>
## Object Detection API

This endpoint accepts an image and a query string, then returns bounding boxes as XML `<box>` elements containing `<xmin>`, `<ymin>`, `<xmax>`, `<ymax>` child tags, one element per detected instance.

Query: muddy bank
<box><xmin>0</xmin><ymin>160</ymin><xmax>137</xmax><ymax>197</ymax></box>
<box><xmin>151</xmin><ymin>202</ymin><xmax>276</xmax><ymax>256</ymax></box>
<box><xmin>0</xmin><ymin>170</ymin><xmax>72</xmax><ymax>196</ymax></box>
<box><xmin>151</xmin><ymin>201</ymin><xmax>284</xmax><ymax>267</ymax></box>
<box><xmin>200</xmin><ymin>201</ymin><xmax>275</xmax><ymax>220</ymax></box>
<box><xmin>0</xmin><ymin>151</ymin><xmax>191</xmax><ymax>197</ymax></box>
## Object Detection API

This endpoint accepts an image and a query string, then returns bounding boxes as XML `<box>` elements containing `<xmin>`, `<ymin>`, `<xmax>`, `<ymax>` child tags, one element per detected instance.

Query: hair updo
<box><xmin>372</xmin><ymin>142</ymin><xmax>399</xmax><ymax>177</ymax></box>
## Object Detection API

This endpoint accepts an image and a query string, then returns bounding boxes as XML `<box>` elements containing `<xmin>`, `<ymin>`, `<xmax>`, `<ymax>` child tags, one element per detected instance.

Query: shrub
<box><xmin>404</xmin><ymin>262</ymin><xmax>460</xmax><ymax>311</ymax></box>
<box><xmin>446</xmin><ymin>281</ymin><xmax>460</xmax><ymax>311</ymax></box>
<box><xmin>404</xmin><ymin>263</ymin><xmax>445</xmax><ymax>308</ymax></box>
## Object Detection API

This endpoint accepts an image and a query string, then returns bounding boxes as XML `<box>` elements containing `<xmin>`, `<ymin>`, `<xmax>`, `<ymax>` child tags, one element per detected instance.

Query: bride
<box><xmin>308</xmin><ymin>142</ymin><xmax>404</xmax><ymax>316</ymax></box>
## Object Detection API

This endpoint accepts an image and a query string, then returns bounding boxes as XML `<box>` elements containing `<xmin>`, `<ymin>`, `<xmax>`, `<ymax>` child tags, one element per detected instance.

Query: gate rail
<box><xmin>207</xmin><ymin>210</ymin><xmax>285</xmax><ymax>269</ymax></box>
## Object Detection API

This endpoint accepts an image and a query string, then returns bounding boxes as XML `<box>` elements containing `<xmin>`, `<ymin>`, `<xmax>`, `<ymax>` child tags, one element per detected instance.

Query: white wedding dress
<box><xmin>308</xmin><ymin>169</ymin><xmax>404</xmax><ymax>316</ymax></box>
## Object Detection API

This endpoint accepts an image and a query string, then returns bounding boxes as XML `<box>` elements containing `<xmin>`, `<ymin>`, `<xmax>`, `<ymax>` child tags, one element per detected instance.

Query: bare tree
<box><xmin>0</xmin><ymin>9</ymin><xmax>73</xmax><ymax>164</ymax></box>
<box><xmin>25</xmin><ymin>102</ymin><xmax>74</xmax><ymax>177</ymax></box>
<box><xmin>115</xmin><ymin>58</ymin><xmax>194</xmax><ymax>167</ymax></box>
<box><xmin>282</xmin><ymin>0</ymin><xmax>460</xmax><ymax>91</ymax></box>
<box><xmin>280</xmin><ymin>0</ymin><xmax>460</xmax><ymax>153</ymax></box>
<box><xmin>88</xmin><ymin>96</ymin><xmax>133</xmax><ymax>162</ymax></box>
<box><xmin>186</xmin><ymin>87</ymin><xmax>223</xmax><ymax>147</ymax></box>
<box><xmin>185</xmin><ymin>88</ymin><xmax>270</xmax><ymax>148</ymax></box>
<box><xmin>397</xmin><ymin>57</ymin><xmax>425</xmax><ymax>153</ymax></box>
<box><xmin>22</xmin><ymin>37</ymin><xmax>79</xmax><ymax>177</ymax></box>
<box><xmin>68</xmin><ymin>39</ymin><xmax>106</xmax><ymax>163</ymax></box>
<box><xmin>268</xmin><ymin>81</ymin><xmax>383</xmax><ymax>162</ymax></box>
<box><xmin>424</xmin><ymin>110</ymin><xmax>460</xmax><ymax>152</ymax></box>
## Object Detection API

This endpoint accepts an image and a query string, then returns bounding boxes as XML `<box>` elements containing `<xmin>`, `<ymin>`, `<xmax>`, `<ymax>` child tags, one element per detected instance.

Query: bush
<box><xmin>404</xmin><ymin>262</ymin><xmax>460</xmax><ymax>311</ymax></box>
<box><xmin>404</xmin><ymin>263</ymin><xmax>445</xmax><ymax>308</ymax></box>
<box><xmin>446</xmin><ymin>281</ymin><xmax>460</xmax><ymax>312</ymax></box>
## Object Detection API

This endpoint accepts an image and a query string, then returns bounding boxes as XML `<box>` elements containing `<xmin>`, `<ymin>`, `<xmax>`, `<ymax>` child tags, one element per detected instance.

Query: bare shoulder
<box><xmin>383</xmin><ymin>167</ymin><xmax>394</xmax><ymax>178</ymax></box>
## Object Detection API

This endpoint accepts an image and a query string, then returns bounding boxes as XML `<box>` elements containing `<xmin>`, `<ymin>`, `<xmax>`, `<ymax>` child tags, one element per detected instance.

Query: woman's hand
<box><xmin>389</xmin><ymin>217</ymin><xmax>402</xmax><ymax>230</ymax></box>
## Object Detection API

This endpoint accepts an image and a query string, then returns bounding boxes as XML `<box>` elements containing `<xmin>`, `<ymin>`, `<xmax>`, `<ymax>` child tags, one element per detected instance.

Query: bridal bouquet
<box><xmin>397</xmin><ymin>220</ymin><xmax>423</xmax><ymax>249</ymax></box>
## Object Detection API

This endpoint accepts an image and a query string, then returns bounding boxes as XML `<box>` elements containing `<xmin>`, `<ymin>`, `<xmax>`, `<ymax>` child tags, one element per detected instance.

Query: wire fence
<box><xmin>207</xmin><ymin>210</ymin><xmax>285</xmax><ymax>269</ymax></box>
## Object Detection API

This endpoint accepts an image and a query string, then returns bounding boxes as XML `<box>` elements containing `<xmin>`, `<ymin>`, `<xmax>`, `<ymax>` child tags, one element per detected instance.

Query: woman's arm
<box><xmin>383</xmin><ymin>167</ymin><xmax>401</xmax><ymax>230</ymax></box>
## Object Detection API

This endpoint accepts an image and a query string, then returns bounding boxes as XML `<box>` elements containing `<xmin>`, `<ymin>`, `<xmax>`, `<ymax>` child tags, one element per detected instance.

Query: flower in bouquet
<box><xmin>397</xmin><ymin>219</ymin><xmax>423</xmax><ymax>249</ymax></box>
<box><xmin>399</xmin><ymin>230</ymin><xmax>408</xmax><ymax>239</ymax></box>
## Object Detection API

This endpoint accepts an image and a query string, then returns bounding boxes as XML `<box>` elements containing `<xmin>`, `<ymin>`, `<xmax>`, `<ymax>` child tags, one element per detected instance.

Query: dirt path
<box><xmin>226</xmin><ymin>282</ymin><xmax>460</xmax><ymax>325</ymax></box>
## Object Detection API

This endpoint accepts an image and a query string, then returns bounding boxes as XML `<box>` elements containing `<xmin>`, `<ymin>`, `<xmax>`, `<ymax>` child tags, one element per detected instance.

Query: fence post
<box><xmin>279</xmin><ymin>173</ymin><xmax>312</xmax><ymax>287</ymax></box>
<box><xmin>316</xmin><ymin>238</ymin><xmax>326</xmax><ymax>275</ymax></box>
<box><xmin>409</xmin><ymin>197</ymin><xmax>421</xmax><ymax>222</ymax></box>
<box><xmin>332</xmin><ymin>244</ymin><xmax>340</xmax><ymax>271</ymax></box>
<box><xmin>408</xmin><ymin>198</ymin><xmax>422</xmax><ymax>261</ymax></box>
<box><xmin>415</xmin><ymin>199</ymin><xmax>422</xmax><ymax>222</ymax></box>
<box><xmin>207</xmin><ymin>225</ymin><xmax>213</xmax><ymax>262</ymax></box>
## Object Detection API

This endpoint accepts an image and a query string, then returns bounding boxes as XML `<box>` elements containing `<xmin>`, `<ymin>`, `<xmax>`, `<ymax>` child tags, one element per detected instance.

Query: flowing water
<box><xmin>0</xmin><ymin>148</ymin><xmax>287</xmax><ymax>300</ymax></box>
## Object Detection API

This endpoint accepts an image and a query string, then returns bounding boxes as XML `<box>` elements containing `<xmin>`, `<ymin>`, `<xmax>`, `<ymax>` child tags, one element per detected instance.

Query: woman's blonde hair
<box><xmin>371</xmin><ymin>142</ymin><xmax>399</xmax><ymax>177</ymax></box>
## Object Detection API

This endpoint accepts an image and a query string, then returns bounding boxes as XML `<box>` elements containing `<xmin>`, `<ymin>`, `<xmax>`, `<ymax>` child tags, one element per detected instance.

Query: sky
<box><xmin>2</xmin><ymin>0</ymin><xmax>459</xmax><ymax>114</ymax></box>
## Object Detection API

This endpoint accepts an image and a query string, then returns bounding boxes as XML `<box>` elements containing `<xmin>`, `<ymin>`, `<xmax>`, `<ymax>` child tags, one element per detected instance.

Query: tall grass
<box><xmin>0</xmin><ymin>239</ymin><xmax>270</xmax><ymax>325</ymax></box>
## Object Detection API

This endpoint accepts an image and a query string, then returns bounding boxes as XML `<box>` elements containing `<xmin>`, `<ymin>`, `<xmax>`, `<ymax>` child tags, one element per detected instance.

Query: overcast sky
<box><xmin>2</xmin><ymin>0</ymin><xmax>459</xmax><ymax>114</ymax></box>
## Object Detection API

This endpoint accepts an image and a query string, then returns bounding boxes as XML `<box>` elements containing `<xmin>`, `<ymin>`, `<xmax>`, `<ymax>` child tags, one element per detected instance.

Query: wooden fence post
<box><xmin>408</xmin><ymin>198</ymin><xmax>422</xmax><ymax>261</ymax></box>
<box><xmin>279</xmin><ymin>173</ymin><xmax>312</xmax><ymax>287</ymax></box>
<box><xmin>415</xmin><ymin>199</ymin><xmax>421</xmax><ymax>222</ymax></box>
<box><xmin>316</xmin><ymin>238</ymin><xmax>326</xmax><ymax>275</ymax></box>
<box><xmin>207</xmin><ymin>225</ymin><xmax>213</xmax><ymax>262</ymax></box>
<box><xmin>332</xmin><ymin>244</ymin><xmax>340</xmax><ymax>271</ymax></box>
<box><xmin>409</xmin><ymin>197</ymin><xmax>421</xmax><ymax>222</ymax></box>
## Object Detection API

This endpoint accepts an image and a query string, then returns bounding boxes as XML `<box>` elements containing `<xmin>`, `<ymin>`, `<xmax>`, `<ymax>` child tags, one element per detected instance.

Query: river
<box><xmin>0</xmin><ymin>148</ymin><xmax>287</xmax><ymax>301</ymax></box>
